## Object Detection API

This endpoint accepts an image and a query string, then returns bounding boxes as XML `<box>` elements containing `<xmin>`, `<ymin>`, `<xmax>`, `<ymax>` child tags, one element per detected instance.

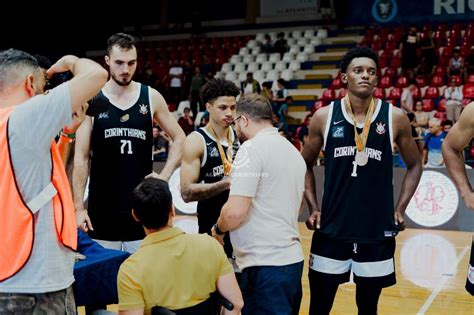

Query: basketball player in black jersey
<box><xmin>442</xmin><ymin>102</ymin><xmax>474</xmax><ymax>295</ymax></box>
<box><xmin>73</xmin><ymin>33</ymin><xmax>185</xmax><ymax>253</ymax></box>
<box><xmin>302</xmin><ymin>47</ymin><xmax>422</xmax><ymax>315</ymax></box>
<box><xmin>180</xmin><ymin>78</ymin><xmax>240</xmax><ymax>260</ymax></box>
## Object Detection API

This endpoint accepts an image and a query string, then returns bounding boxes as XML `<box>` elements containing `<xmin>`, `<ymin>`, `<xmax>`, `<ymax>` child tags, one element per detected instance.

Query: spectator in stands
<box><xmin>401</xmin><ymin>79</ymin><xmax>417</xmax><ymax>112</ymax></box>
<box><xmin>296</xmin><ymin>114</ymin><xmax>311</xmax><ymax>149</ymax></box>
<box><xmin>448</xmin><ymin>47</ymin><xmax>464</xmax><ymax>77</ymax></box>
<box><xmin>189</xmin><ymin>66</ymin><xmax>205</xmax><ymax>116</ymax></box>
<box><xmin>143</xmin><ymin>64</ymin><xmax>159</xmax><ymax>90</ymax></box>
<box><xmin>444</xmin><ymin>77</ymin><xmax>463</xmax><ymax>122</ymax></box>
<box><xmin>261</xmin><ymin>34</ymin><xmax>273</xmax><ymax>55</ymax></box>
<box><xmin>241</xmin><ymin>72</ymin><xmax>261</xmax><ymax>96</ymax></box>
<box><xmin>169</xmin><ymin>60</ymin><xmax>183</xmax><ymax>104</ymax></box>
<box><xmin>153</xmin><ymin>127</ymin><xmax>169</xmax><ymax>162</ymax></box>
<box><xmin>407</xmin><ymin>112</ymin><xmax>424</xmax><ymax>155</ymax></box>
<box><xmin>178</xmin><ymin>107</ymin><xmax>195</xmax><ymax>135</ymax></box>
<box><xmin>181</xmin><ymin>60</ymin><xmax>193</xmax><ymax>99</ymax></box>
<box><xmin>442</xmin><ymin>119</ymin><xmax>453</xmax><ymax>133</ymax></box>
<box><xmin>414</xmin><ymin>100</ymin><xmax>429</xmax><ymax>129</ymax></box>
<box><xmin>319</xmin><ymin>0</ymin><xmax>332</xmax><ymax>23</ymax></box>
<box><xmin>154</xmin><ymin>58</ymin><xmax>170</xmax><ymax>99</ymax></box>
<box><xmin>278</xmin><ymin>96</ymin><xmax>292</xmax><ymax>132</ymax></box>
<box><xmin>423</xmin><ymin>117</ymin><xmax>446</xmax><ymax>168</ymax></box>
<box><xmin>261</xmin><ymin>81</ymin><xmax>274</xmax><ymax>102</ymax></box>
<box><xmin>199</xmin><ymin>111</ymin><xmax>210</xmax><ymax>128</ymax></box>
<box><xmin>118</xmin><ymin>178</ymin><xmax>243</xmax><ymax>314</ymax></box>
<box><xmin>401</xmin><ymin>27</ymin><xmax>419</xmax><ymax>78</ymax></box>
<box><xmin>419</xmin><ymin>31</ymin><xmax>437</xmax><ymax>77</ymax></box>
<box><xmin>272</xmin><ymin>78</ymin><xmax>288</xmax><ymax>112</ymax></box>
<box><xmin>201</xmin><ymin>54</ymin><xmax>215</xmax><ymax>77</ymax></box>
<box><xmin>465</xmin><ymin>46</ymin><xmax>474</xmax><ymax>77</ymax></box>
<box><xmin>273</xmin><ymin>32</ymin><xmax>289</xmax><ymax>58</ymax></box>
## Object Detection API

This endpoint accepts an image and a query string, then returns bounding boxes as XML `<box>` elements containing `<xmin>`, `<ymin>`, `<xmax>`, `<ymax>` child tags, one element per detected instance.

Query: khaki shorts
<box><xmin>0</xmin><ymin>286</ymin><xmax>75</xmax><ymax>314</ymax></box>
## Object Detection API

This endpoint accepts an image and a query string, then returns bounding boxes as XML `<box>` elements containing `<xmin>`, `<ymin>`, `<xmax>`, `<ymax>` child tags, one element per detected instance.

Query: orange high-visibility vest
<box><xmin>0</xmin><ymin>106</ymin><xmax>77</xmax><ymax>282</ymax></box>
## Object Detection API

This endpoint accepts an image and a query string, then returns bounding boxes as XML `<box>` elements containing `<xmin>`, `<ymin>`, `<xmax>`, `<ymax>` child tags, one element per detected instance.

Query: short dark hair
<box><xmin>340</xmin><ymin>46</ymin><xmax>379</xmax><ymax>73</ymax></box>
<box><xmin>34</xmin><ymin>55</ymin><xmax>51</xmax><ymax>70</ymax></box>
<box><xmin>442</xmin><ymin>119</ymin><xmax>453</xmax><ymax>127</ymax></box>
<box><xmin>107</xmin><ymin>33</ymin><xmax>136</xmax><ymax>55</ymax></box>
<box><xmin>0</xmin><ymin>49</ymin><xmax>40</xmax><ymax>91</ymax></box>
<box><xmin>200</xmin><ymin>78</ymin><xmax>240</xmax><ymax>105</ymax></box>
<box><xmin>131</xmin><ymin>178</ymin><xmax>172</xmax><ymax>230</ymax></box>
<box><xmin>409</xmin><ymin>79</ymin><xmax>417</xmax><ymax>86</ymax></box>
<box><xmin>237</xmin><ymin>94</ymin><xmax>273</xmax><ymax>122</ymax></box>
<box><xmin>407</xmin><ymin>112</ymin><xmax>416</xmax><ymax>122</ymax></box>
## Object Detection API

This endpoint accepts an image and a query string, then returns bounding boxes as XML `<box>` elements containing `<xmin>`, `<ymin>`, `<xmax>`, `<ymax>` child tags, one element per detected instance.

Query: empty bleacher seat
<box><xmin>373</xmin><ymin>87</ymin><xmax>386</xmax><ymax>99</ymax></box>
<box><xmin>261</xmin><ymin>62</ymin><xmax>273</xmax><ymax>72</ymax></box>
<box><xmin>289</xmin><ymin>61</ymin><xmax>301</xmax><ymax>71</ymax></box>
<box><xmin>424</xmin><ymin>87</ymin><xmax>440</xmax><ymax>99</ymax></box>
<box><xmin>280</xmin><ymin>69</ymin><xmax>293</xmax><ymax>81</ymax></box>
<box><xmin>422</xmin><ymin>99</ymin><xmax>435</xmax><ymax>112</ymax></box>
<box><xmin>317</xmin><ymin>29</ymin><xmax>328</xmax><ymax>39</ymax></box>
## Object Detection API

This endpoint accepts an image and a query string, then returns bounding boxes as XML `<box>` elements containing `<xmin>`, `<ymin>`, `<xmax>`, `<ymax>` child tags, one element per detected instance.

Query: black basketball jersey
<box><xmin>88</xmin><ymin>84</ymin><xmax>153</xmax><ymax>241</ymax></box>
<box><xmin>195</xmin><ymin>127</ymin><xmax>239</xmax><ymax>257</ymax></box>
<box><xmin>319</xmin><ymin>98</ymin><xmax>397</xmax><ymax>243</ymax></box>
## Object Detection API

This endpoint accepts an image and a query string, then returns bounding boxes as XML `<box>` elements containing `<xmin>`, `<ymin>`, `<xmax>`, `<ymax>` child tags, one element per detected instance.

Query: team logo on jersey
<box><xmin>139</xmin><ymin>104</ymin><xmax>148</xmax><ymax>115</ymax></box>
<box><xmin>376</xmin><ymin>122</ymin><xmax>386</xmax><ymax>135</ymax></box>
<box><xmin>332</xmin><ymin>126</ymin><xmax>344</xmax><ymax>138</ymax></box>
<box><xmin>210</xmin><ymin>147</ymin><xmax>219</xmax><ymax>157</ymax></box>
<box><xmin>120</xmin><ymin>114</ymin><xmax>130</xmax><ymax>122</ymax></box>
<box><xmin>98</xmin><ymin>112</ymin><xmax>109</xmax><ymax>119</ymax></box>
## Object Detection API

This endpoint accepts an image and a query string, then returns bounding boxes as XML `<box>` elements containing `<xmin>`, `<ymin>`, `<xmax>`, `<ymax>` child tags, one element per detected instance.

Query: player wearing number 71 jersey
<box><xmin>301</xmin><ymin>47</ymin><xmax>422</xmax><ymax>315</ymax></box>
<box><xmin>73</xmin><ymin>33</ymin><xmax>185</xmax><ymax>253</ymax></box>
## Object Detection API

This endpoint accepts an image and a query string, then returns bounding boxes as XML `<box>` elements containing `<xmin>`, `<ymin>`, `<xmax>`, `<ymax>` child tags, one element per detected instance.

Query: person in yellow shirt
<box><xmin>117</xmin><ymin>178</ymin><xmax>243</xmax><ymax>315</ymax></box>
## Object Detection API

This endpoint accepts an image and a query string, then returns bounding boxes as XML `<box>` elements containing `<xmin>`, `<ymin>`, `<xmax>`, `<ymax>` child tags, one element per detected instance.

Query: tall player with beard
<box><xmin>73</xmin><ymin>33</ymin><xmax>185</xmax><ymax>253</ymax></box>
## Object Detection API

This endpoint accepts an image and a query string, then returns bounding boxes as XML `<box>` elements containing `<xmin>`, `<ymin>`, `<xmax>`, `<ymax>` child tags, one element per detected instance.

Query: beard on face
<box><xmin>111</xmin><ymin>72</ymin><xmax>132</xmax><ymax>86</ymax></box>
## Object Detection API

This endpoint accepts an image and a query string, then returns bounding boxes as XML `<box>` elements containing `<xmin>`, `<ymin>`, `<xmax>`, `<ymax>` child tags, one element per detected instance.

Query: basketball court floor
<box><xmin>78</xmin><ymin>221</ymin><xmax>473</xmax><ymax>314</ymax></box>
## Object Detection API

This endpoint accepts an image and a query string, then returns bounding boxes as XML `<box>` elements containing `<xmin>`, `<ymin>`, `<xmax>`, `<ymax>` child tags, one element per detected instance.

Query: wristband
<box><xmin>213</xmin><ymin>223</ymin><xmax>225</xmax><ymax>235</ymax></box>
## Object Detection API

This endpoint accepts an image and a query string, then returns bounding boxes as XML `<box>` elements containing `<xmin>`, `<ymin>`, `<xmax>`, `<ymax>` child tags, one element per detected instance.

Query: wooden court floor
<box><xmin>79</xmin><ymin>223</ymin><xmax>474</xmax><ymax>315</ymax></box>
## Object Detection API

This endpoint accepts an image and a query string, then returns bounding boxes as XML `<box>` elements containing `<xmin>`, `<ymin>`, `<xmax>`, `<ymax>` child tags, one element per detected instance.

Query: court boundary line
<box><xmin>416</xmin><ymin>245</ymin><xmax>470</xmax><ymax>315</ymax></box>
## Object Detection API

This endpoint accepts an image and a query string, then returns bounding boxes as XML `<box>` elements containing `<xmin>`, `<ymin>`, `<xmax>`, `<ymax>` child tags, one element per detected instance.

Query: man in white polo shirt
<box><xmin>212</xmin><ymin>93</ymin><xmax>305</xmax><ymax>315</ymax></box>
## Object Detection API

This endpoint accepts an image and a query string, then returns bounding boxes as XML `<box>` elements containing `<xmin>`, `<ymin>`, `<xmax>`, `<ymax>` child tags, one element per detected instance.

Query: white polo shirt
<box><xmin>229</xmin><ymin>127</ymin><xmax>305</xmax><ymax>270</ymax></box>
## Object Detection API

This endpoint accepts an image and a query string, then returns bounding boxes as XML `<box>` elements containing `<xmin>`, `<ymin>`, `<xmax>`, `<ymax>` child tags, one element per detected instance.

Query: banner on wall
<box><xmin>260</xmin><ymin>0</ymin><xmax>319</xmax><ymax>17</ymax></box>
<box><xmin>343</xmin><ymin>0</ymin><xmax>474</xmax><ymax>25</ymax></box>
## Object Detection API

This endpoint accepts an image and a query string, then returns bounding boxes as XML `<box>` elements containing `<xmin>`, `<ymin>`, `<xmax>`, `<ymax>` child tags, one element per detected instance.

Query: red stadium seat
<box><xmin>322</xmin><ymin>89</ymin><xmax>336</xmax><ymax>102</ymax></box>
<box><xmin>422</xmin><ymin>99</ymin><xmax>435</xmax><ymax>112</ymax></box>
<box><xmin>373</xmin><ymin>87</ymin><xmax>386</xmax><ymax>99</ymax></box>
<box><xmin>463</xmin><ymin>84</ymin><xmax>474</xmax><ymax>99</ymax></box>
<box><xmin>433</xmin><ymin>111</ymin><xmax>446</xmax><ymax>122</ymax></box>
<box><xmin>412</xmin><ymin>86</ymin><xmax>422</xmax><ymax>99</ymax></box>
<box><xmin>330</xmin><ymin>78</ymin><xmax>343</xmax><ymax>90</ymax></box>
<box><xmin>430</xmin><ymin>75</ymin><xmax>445</xmax><ymax>87</ymax></box>
<box><xmin>312</xmin><ymin>101</ymin><xmax>324</xmax><ymax>114</ymax></box>
<box><xmin>384</xmin><ymin>67</ymin><xmax>398</xmax><ymax>78</ymax></box>
<box><xmin>338</xmin><ymin>88</ymin><xmax>347</xmax><ymax>99</ymax></box>
<box><xmin>388</xmin><ymin>87</ymin><xmax>402</xmax><ymax>100</ymax></box>
<box><xmin>434</xmin><ymin>66</ymin><xmax>446</xmax><ymax>76</ymax></box>
<box><xmin>467</xmin><ymin>74</ymin><xmax>474</xmax><ymax>84</ymax></box>
<box><xmin>396</xmin><ymin>76</ymin><xmax>409</xmax><ymax>88</ymax></box>
<box><xmin>437</xmin><ymin>98</ymin><xmax>446</xmax><ymax>112</ymax></box>
<box><xmin>424</xmin><ymin>87</ymin><xmax>440</xmax><ymax>99</ymax></box>
<box><xmin>415</xmin><ymin>76</ymin><xmax>428</xmax><ymax>87</ymax></box>
<box><xmin>379</xmin><ymin>76</ymin><xmax>392</xmax><ymax>89</ymax></box>
<box><xmin>391</xmin><ymin>54</ymin><xmax>401</xmax><ymax>68</ymax></box>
